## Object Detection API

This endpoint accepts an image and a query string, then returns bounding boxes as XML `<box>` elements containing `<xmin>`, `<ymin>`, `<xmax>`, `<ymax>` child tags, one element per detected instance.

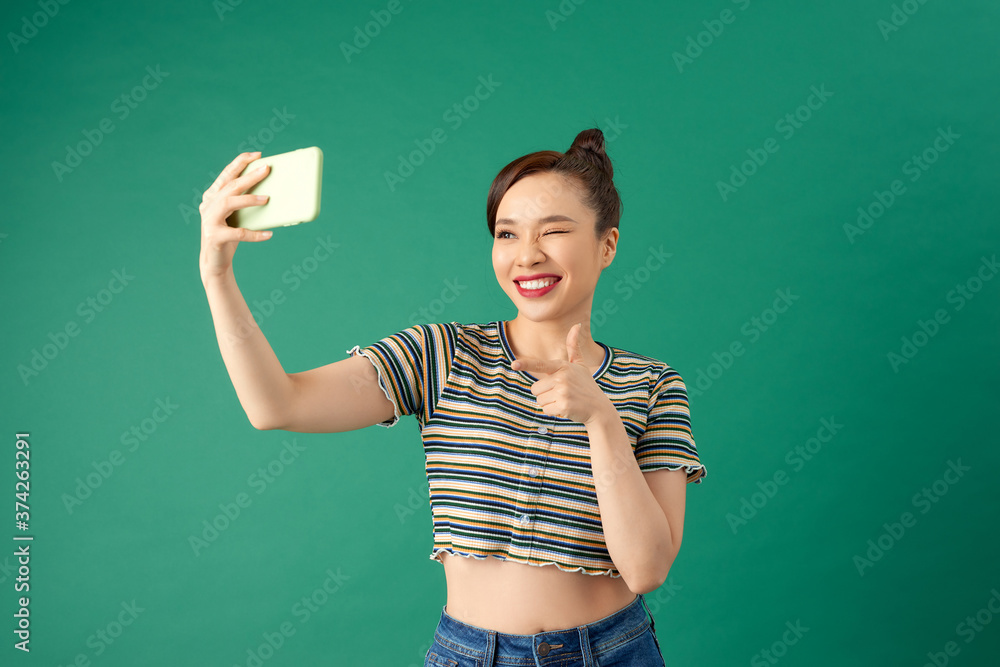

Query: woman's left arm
<box><xmin>585</xmin><ymin>405</ymin><xmax>687</xmax><ymax>594</ymax></box>
<box><xmin>510</xmin><ymin>322</ymin><xmax>689</xmax><ymax>594</ymax></box>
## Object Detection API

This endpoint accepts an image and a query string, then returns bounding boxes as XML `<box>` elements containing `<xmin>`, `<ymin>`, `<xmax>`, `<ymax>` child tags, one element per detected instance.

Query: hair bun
<box><xmin>566</xmin><ymin>128</ymin><xmax>613</xmax><ymax>179</ymax></box>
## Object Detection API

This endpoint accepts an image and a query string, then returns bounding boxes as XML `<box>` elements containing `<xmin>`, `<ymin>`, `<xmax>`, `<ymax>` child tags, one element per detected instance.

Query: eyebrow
<box><xmin>495</xmin><ymin>215</ymin><xmax>578</xmax><ymax>226</ymax></box>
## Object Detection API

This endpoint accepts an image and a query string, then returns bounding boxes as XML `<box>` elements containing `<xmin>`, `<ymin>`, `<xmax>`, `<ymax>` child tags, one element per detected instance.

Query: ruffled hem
<box><xmin>643</xmin><ymin>461</ymin><xmax>707</xmax><ymax>483</ymax></box>
<box><xmin>346</xmin><ymin>345</ymin><xmax>400</xmax><ymax>428</ymax></box>
<box><xmin>429</xmin><ymin>547</ymin><xmax>622</xmax><ymax>578</ymax></box>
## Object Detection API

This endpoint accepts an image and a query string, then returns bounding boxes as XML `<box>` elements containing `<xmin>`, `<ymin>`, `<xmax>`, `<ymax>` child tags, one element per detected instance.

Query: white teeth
<box><xmin>517</xmin><ymin>278</ymin><xmax>558</xmax><ymax>290</ymax></box>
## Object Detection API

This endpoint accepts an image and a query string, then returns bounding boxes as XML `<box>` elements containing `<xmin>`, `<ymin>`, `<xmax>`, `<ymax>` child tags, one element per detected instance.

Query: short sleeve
<box><xmin>346</xmin><ymin>325</ymin><xmax>426</xmax><ymax>428</ymax></box>
<box><xmin>634</xmin><ymin>369</ymin><xmax>706</xmax><ymax>483</ymax></box>
<box><xmin>345</xmin><ymin>322</ymin><xmax>457</xmax><ymax>429</ymax></box>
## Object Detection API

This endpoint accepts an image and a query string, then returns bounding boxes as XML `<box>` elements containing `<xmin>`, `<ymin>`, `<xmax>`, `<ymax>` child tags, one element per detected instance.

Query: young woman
<box><xmin>199</xmin><ymin>128</ymin><xmax>706</xmax><ymax>666</ymax></box>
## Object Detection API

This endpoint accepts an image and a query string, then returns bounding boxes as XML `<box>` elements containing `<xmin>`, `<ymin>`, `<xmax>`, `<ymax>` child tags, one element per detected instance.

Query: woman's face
<box><xmin>492</xmin><ymin>171</ymin><xmax>617</xmax><ymax>320</ymax></box>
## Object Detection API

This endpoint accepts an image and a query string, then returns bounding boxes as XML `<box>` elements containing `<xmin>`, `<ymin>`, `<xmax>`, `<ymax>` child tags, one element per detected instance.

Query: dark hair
<box><xmin>486</xmin><ymin>128</ymin><xmax>622</xmax><ymax>239</ymax></box>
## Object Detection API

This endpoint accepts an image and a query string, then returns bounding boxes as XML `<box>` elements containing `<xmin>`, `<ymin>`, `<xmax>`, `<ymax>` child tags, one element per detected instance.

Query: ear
<box><xmin>601</xmin><ymin>228</ymin><xmax>619</xmax><ymax>269</ymax></box>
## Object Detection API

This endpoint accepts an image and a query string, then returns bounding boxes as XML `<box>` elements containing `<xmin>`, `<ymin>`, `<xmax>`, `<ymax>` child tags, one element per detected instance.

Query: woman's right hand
<box><xmin>199</xmin><ymin>151</ymin><xmax>273</xmax><ymax>282</ymax></box>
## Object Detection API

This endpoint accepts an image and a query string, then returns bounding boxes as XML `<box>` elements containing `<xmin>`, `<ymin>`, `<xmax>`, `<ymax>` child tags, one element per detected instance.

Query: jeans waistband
<box><xmin>433</xmin><ymin>593</ymin><xmax>653</xmax><ymax>663</ymax></box>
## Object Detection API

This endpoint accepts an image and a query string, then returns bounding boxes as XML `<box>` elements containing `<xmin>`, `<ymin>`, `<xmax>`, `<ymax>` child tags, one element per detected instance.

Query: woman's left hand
<box><xmin>511</xmin><ymin>323</ymin><xmax>614</xmax><ymax>426</ymax></box>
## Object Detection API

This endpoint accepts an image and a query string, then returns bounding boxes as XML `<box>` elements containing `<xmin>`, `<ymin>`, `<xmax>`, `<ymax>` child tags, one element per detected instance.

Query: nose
<box><xmin>516</xmin><ymin>234</ymin><xmax>546</xmax><ymax>266</ymax></box>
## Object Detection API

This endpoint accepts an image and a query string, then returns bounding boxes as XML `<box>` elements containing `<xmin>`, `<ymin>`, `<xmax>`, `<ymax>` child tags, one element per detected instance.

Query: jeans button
<box><xmin>537</xmin><ymin>641</ymin><xmax>551</xmax><ymax>656</ymax></box>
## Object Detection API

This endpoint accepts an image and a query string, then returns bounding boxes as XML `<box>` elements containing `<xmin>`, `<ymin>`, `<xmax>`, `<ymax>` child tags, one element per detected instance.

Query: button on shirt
<box><xmin>346</xmin><ymin>320</ymin><xmax>706</xmax><ymax>578</ymax></box>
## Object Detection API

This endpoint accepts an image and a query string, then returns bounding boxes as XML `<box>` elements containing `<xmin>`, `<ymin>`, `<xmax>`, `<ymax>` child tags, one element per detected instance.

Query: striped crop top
<box><xmin>346</xmin><ymin>320</ymin><xmax>706</xmax><ymax>578</ymax></box>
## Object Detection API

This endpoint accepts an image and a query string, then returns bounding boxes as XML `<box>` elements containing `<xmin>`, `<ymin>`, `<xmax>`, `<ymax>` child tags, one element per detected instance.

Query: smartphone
<box><xmin>228</xmin><ymin>146</ymin><xmax>323</xmax><ymax>231</ymax></box>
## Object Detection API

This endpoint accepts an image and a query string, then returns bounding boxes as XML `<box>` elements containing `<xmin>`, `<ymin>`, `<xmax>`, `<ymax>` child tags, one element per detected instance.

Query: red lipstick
<box><xmin>514</xmin><ymin>274</ymin><xmax>561</xmax><ymax>298</ymax></box>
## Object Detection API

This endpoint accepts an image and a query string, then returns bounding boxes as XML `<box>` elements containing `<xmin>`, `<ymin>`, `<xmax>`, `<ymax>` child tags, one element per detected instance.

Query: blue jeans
<box><xmin>425</xmin><ymin>593</ymin><xmax>666</xmax><ymax>666</ymax></box>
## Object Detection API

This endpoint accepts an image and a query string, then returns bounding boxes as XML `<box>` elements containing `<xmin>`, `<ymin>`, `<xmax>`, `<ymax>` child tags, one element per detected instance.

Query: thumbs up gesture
<box><xmin>511</xmin><ymin>323</ymin><xmax>613</xmax><ymax>426</ymax></box>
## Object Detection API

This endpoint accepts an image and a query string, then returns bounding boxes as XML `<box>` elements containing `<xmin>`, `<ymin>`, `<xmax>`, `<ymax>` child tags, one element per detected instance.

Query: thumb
<box><xmin>566</xmin><ymin>322</ymin><xmax>585</xmax><ymax>364</ymax></box>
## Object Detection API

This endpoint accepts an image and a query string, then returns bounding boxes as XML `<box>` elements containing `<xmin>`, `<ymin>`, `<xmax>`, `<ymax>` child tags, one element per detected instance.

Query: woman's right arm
<box><xmin>200</xmin><ymin>151</ymin><xmax>395</xmax><ymax>433</ymax></box>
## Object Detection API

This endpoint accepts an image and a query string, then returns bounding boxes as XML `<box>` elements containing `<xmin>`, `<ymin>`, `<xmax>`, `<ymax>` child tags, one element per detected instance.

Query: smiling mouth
<box><xmin>515</xmin><ymin>277</ymin><xmax>561</xmax><ymax>289</ymax></box>
<box><xmin>514</xmin><ymin>276</ymin><xmax>562</xmax><ymax>298</ymax></box>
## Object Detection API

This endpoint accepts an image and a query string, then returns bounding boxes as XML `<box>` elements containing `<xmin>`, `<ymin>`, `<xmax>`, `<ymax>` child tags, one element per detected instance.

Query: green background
<box><xmin>2</xmin><ymin>0</ymin><xmax>998</xmax><ymax>665</ymax></box>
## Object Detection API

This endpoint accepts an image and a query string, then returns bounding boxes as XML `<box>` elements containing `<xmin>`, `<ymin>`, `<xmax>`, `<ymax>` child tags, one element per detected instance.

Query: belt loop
<box><xmin>578</xmin><ymin>624</ymin><xmax>593</xmax><ymax>666</ymax></box>
<box><xmin>484</xmin><ymin>630</ymin><xmax>496</xmax><ymax>667</ymax></box>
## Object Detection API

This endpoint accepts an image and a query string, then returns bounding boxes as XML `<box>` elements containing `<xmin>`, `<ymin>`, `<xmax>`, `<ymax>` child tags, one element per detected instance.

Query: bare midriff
<box><xmin>438</xmin><ymin>550</ymin><xmax>637</xmax><ymax>634</ymax></box>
